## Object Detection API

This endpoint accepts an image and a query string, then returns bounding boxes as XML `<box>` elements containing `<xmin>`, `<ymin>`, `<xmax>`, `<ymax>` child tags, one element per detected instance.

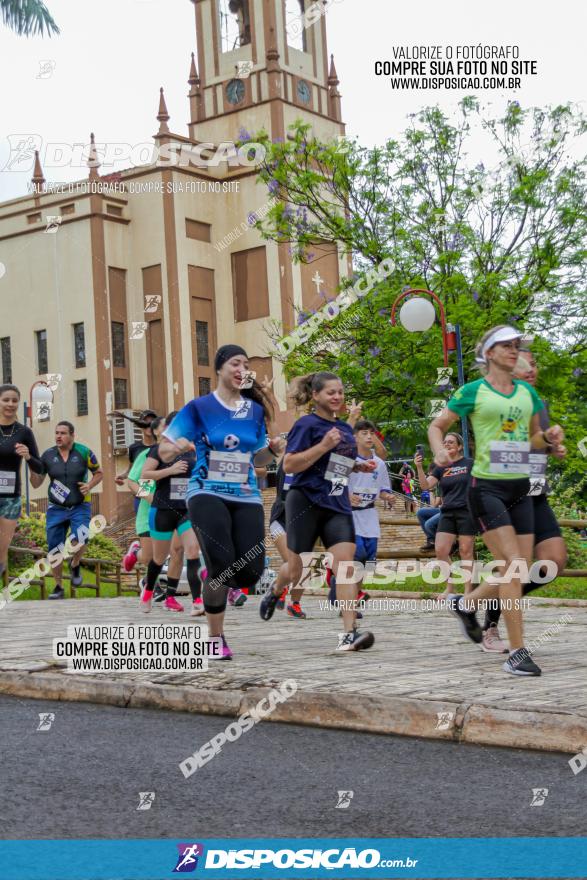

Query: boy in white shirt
<box><xmin>328</xmin><ymin>419</ymin><xmax>393</xmax><ymax>606</ymax></box>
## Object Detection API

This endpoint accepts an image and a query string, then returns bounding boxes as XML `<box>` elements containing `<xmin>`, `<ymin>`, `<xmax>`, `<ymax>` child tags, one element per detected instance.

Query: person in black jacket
<box><xmin>0</xmin><ymin>385</ymin><xmax>43</xmax><ymax>580</ymax></box>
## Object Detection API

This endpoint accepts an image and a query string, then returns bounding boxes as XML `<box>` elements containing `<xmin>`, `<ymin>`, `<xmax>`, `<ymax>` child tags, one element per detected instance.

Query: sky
<box><xmin>0</xmin><ymin>0</ymin><xmax>585</xmax><ymax>201</ymax></box>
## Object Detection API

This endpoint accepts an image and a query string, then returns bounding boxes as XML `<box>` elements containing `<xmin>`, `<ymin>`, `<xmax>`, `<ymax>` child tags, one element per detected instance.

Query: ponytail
<box><xmin>288</xmin><ymin>372</ymin><xmax>340</xmax><ymax>407</ymax></box>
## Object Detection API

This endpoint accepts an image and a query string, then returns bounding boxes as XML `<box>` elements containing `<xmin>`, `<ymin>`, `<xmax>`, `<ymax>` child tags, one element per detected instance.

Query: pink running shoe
<box><xmin>228</xmin><ymin>588</ymin><xmax>247</xmax><ymax>607</ymax></box>
<box><xmin>190</xmin><ymin>597</ymin><xmax>205</xmax><ymax>617</ymax></box>
<box><xmin>140</xmin><ymin>579</ymin><xmax>153</xmax><ymax>613</ymax></box>
<box><xmin>123</xmin><ymin>540</ymin><xmax>140</xmax><ymax>573</ymax></box>
<box><xmin>164</xmin><ymin>595</ymin><xmax>184</xmax><ymax>612</ymax></box>
<box><xmin>208</xmin><ymin>634</ymin><xmax>233</xmax><ymax>660</ymax></box>
<box><xmin>481</xmin><ymin>624</ymin><xmax>509</xmax><ymax>654</ymax></box>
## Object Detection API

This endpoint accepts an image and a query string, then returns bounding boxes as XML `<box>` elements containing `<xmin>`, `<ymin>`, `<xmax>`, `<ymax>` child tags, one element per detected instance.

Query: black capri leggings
<box><xmin>188</xmin><ymin>495</ymin><xmax>265</xmax><ymax>614</ymax></box>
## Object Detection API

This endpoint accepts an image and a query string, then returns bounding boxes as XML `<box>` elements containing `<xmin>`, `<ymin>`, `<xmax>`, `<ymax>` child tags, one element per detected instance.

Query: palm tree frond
<box><xmin>1</xmin><ymin>0</ymin><xmax>60</xmax><ymax>37</ymax></box>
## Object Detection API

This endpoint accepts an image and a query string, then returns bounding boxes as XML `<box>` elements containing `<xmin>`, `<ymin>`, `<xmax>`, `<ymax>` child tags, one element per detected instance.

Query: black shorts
<box><xmin>437</xmin><ymin>507</ymin><xmax>476</xmax><ymax>537</ymax></box>
<box><xmin>533</xmin><ymin>494</ymin><xmax>562</xmax><ymax>544</ymax></box>
<box><xmin>138</xmin><ymin>530</ymin><xmax>150</xmax><ymax>538</ymax></box>
<box><xmin>285</xmin><ymin>488</ymin><xmax>355</xmax><ymax>554</ymax></box>
<box><xmin>468</xmin><ymin>477</ymin><xmax>533</xmax><ymax>535</ymax></box>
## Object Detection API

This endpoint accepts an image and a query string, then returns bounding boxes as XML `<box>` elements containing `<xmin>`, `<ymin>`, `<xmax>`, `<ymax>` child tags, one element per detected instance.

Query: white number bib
<box><xmin>50</xmin><ymin>479</ymin><xmax>71</xmax><ymax>504</ymax></box>
<box><xmin>529</xmin><ymin>453</ymin><xmax>547</xmax><ymax>478</ymax></box>
<box><xmin>169</xmin><ymin>478</ymin><xmax>188</xmax><ymax>500</ymax></box>
<box><xmin>356</xmin><ymin>491</ymin><xmax>377</xmax><ymax>508</ymax></box>
<box><xmin>489</xmin><ymin>441</ymin><xmax>530</xmax><ymax>475</ymax></box>
<box><xmin>324</xmin><ymin>453</ymin><xmax>355</xmax><ymax>486</ymax></box>
<box><xmin>0</xmin><ymin>471</ymin><xmax>16</xmax><ymax>494</ymax></box>
<box><xmin>208</xmin><ymin>450</ymin><xmax>251</xmax><ymax>484</ymax></box>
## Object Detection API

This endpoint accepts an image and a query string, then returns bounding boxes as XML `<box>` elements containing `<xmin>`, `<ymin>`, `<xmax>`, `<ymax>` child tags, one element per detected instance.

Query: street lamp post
<box><xmin>390</xmin><ymin>288</ymin><xmax>469</xmax><ymax>457</ymax></box>
<box><xmin>24</xmin><ymin>381</ymin><xmax>54</xmax><ymax>516</ymax></box>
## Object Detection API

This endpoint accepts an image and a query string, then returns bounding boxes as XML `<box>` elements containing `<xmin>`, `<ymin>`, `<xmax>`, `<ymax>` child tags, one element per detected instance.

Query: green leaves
<box><xmin>0</xmin><ymin>0</ymin><xmax>59</xmax><ymax>36</ymax></box>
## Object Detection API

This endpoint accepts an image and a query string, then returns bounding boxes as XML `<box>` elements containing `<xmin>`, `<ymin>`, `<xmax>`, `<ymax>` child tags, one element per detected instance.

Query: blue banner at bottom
<box><xmin>1</xmin><ymin>838</ymin><xmax>586</xmax><ymax>880</ymax></box>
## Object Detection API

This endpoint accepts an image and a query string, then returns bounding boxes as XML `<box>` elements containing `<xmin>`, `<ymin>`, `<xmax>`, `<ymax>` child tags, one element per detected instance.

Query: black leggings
<box><xmin>188</xmin><ymin>495</ymin><xmax>265</xmax><ymax>614</ymax></box>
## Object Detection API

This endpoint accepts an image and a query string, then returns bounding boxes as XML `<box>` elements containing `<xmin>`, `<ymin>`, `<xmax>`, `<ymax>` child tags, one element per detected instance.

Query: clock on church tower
<box><xmin>187</xmin><ymin>0</ymin><xmax>343</xmax><ymax>141</ymax></box>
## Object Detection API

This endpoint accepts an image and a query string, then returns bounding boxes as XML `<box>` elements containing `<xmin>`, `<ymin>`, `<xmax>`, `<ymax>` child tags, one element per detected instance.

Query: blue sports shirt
<box><xmin>163</xmin><ymin>392</ymin><xmax>267</xmax><ymax>504</ymax></box>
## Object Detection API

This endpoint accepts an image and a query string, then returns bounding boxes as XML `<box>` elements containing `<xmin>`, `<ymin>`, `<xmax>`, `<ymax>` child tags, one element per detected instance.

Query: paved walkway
<box><xmin>1</xmin><ymin>594</ymin><xmax>586</xmax><ymax>753</ymax></box>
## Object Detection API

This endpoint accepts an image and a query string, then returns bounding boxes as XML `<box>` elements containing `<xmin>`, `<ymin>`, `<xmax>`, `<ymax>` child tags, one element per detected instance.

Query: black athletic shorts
<box><xmin>468</xmin><ymin>477</ymin><xmax>533</xmax><ymax>535</ymax></box>
<box><xmin>285</xmin><ymin>487</ymin><xmax>355</xmax><ymax>553</ymax></box>
<box><xmin>533</xmin><ymin>494</ymin><xmax>562</xmax><ymax>545</ymax></box>
<box><xmin>437</xmin><ymin>507</ymin><xmax>476</xmax><ymax>537</ymax></box>
<box><xmin>138</xmin><ymin>530</ymin><xmax>150</xmax><ymax>538</ymax></box>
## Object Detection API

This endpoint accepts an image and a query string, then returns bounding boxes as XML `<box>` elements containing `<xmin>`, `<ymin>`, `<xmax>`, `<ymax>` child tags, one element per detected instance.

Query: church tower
<box><xmin>187</xmin><ymin>0</ymin><xmax>343</xmax><ymax>144</ymax></box>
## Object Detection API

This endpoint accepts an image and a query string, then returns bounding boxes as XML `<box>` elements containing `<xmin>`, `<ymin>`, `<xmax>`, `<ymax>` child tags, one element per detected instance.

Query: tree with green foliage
<box><xmin>1</xmin><ymin>0</ymin><xmax>59</xmax><ymax>37</ymax></box>
<box><xmin>243</xmin><ymin>99</ymin><xmax>587</xmax><ymax>495</ymax></box>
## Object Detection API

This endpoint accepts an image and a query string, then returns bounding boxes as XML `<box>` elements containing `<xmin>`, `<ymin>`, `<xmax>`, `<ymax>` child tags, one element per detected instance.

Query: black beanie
<box><xmin>214</xmin><ymin>344</ymin><xmax>248</xmax><ymax>372</ymax></box>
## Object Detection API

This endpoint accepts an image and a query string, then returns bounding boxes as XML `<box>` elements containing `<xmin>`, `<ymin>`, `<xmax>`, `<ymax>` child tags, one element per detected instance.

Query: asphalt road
<box><xmin>1</xmin><ymin>694</ymin><xmax>584</xmax><ymax>839</ymax></box>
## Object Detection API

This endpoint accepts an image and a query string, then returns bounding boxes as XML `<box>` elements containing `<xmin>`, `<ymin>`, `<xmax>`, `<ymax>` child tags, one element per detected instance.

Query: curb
<box><xmin>1</xmin><ymin>668</ymin><xmax>585</xmax><ymax>755</ymax></box>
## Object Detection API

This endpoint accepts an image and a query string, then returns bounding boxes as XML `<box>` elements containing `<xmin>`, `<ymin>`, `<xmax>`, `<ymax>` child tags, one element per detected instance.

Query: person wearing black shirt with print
<box><xmin>0</xmin><ymin>385</ymin><xmax>43</xmax><ymax>582</ymax></box>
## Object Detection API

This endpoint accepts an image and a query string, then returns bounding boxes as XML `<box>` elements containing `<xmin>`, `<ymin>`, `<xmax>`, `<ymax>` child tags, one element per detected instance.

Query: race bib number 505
<box><xmin>208</xmin><ymin>451</ymin><xmax>251</xmax><ymax>483</ymax></box>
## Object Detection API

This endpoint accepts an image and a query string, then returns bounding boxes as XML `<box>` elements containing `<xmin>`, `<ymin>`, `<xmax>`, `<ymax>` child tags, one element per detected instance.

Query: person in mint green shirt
<box><xmin>428</xmin><ymin>325</ymin><xmax>564</xmax><ymax>678</ymax></box>
<box><xmin>122</xmin><ymin>419</ymin><xmax>161</xmax><ymax>574</ymax></box>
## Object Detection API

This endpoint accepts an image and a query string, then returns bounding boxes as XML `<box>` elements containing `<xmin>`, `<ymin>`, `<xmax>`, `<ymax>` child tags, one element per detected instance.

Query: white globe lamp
<box><xmin>398</xmin><ymin>297</ymin><xmax>436</xmax><ymax>332</ymax></box>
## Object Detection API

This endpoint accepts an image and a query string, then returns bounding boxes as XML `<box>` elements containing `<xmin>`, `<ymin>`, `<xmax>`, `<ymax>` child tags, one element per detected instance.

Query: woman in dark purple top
<box><xmin>262</xmin><ymin>371</ymin><xmax>376</xmax><ymax>653</ymax></box>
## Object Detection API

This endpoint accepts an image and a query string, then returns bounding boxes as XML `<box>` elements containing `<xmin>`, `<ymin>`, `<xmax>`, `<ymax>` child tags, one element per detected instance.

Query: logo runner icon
<box><xmin>173</xmin><ymin>843</ymin><xmax>204</xmax><ymax>873</ymax></box>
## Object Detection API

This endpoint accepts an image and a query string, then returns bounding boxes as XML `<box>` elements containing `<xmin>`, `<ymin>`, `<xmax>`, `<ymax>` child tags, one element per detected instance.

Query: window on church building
<box><xmin>195</xmin><ymin>321</ymin><xmax>210</xmax><ymax>366</ymax></box>
<box><xmin>111</xmin><ymin>322</ymin><xmax>126</xmax><ymax>368</ymax></box>
<box><xmin>75</xmin><ymin>380</ymin><xmax>88</xmax><ymax>417</ymax></box>
<box><xmin>73</xmin><ymin>323</ymin><xmax>86</xmax><ymax>368</ymax></box>
<box><xmin>219</xmin><ymin>0</ymin><xmax>250</xmax><ymax>51</ymax></box>
<box><xmin>1</xmin><ymin>337</ymin><xmax>11</xmax><ymax>384</ymax></box>
<box><xmin>114</xmin><ymin>378</ymin><xmax>128</xmax><ymax>409</ymax></box>
<box><xmin>231</xmin><ymin>246</ymin><xmax>270</xmax><ymax>322</ymax></box>
<box><xmin>36</xmin><ymin>329</ymin><xmax>48</xmax><ymax>374</ymax></box>
<box><xmin>285</xmin><ymin>0</ymin><xmax>307</xmax><ymax>51</ymax></box>
<box><xmin>198</xmin><ymin>377</ymin><xmax>211</xmax><ymax>397</ymax></box>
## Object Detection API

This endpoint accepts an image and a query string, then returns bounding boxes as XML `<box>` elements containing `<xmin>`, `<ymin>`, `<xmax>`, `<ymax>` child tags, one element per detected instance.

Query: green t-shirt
<box><xmin>128</xmin><ymin>448</ymin><xmax>155</xmax><ymax>534</ymax></box>
<box><xmin>447</xmin><ymin>378</ymin><xmax>544</xmax><ymax>480</ymax></box>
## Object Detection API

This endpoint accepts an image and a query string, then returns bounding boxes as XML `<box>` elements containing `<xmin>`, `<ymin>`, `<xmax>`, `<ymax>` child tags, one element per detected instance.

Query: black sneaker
<box><xmin>447</xmin><ymin>594</ymin><xmax>482</xmax><ymax>644</ymax></box>
<box><xmin>70</xmin><ymin>565</ymin><xmax>83</xmax><ymax>587</ymax></box>
<box><xmin>260</xmin><ymin>589</ymin><xmax>280</xmax><ymax>621</ymax></box>
<box><xmin>152</xmin><ymin>583</ymin><xmax>166</xmax><ymax>603</ymax></box>
<box><xmin>335</xmin><ymin>628</ymin><xmax>375</xmax><ymax>652</ymax></box>
<box><xmin>503</xmin><ymin>647</ymin><xmax>542</xmax><ymax>676</ymax></box>
<box><xmin>419</xmin><ymin>542</ymin><xmax>435</xmax><ymax>552</ymax></box>
<box><xmin>48</xmin><ymin>586</ymin><xmax>65</xmax><ymax>600</ymax></box>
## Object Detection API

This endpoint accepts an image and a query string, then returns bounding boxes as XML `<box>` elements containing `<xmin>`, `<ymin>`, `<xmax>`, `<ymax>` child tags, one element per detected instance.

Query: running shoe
<box><xmin>447</xmin><ymin>594</ymin><xmax>482</xmax><ymax>644</ymax></box>
<box><xmin>208</xmin><ymin>634</ymin><xmax>233</xmax><ymax>661</ymax></box>
<box><xmin>481</xmin><ymin>624</ymin><xmax>509</xmax><ymax>654</ymax></box>
<box><xmin>357</xmin><ymin>589</ymin><xmax>370</xmax><ymax>603</ymax></box>
<box><xmin>503</xmin><ymin>647</ymin><xmax>542</xmax><ymax>676</ymax></box>
<box><xmin>276</xmin><ymin>587</ymin><xmax>288</xmax><ymax>610</ymax></box>
<box><xmin>287</xmin><ymin>601</ymin><xmax>307</xmax><ymax>619</ymax></box>
<box><xmin>152</xmin><ymin>583</ymin><xmax>166</xmax><ymax>603</ymax></box>
<box><xmin>48</xmin><ymin>585</ymin><xmax>65</xmax><ymax>600</ymax></box>
<box><xmin>190</xmin><ymin>597</ymin><xmax>205</xmax><ymax>617</ymax></box>
<box><xmin>228</xmin><ymin>588</ymin><xmax>247</xmax><ymax>607</ymax></box>
<box><xmin>70</xmin><ymin>564</ymin><xmax>83</xmax><ymax>587</ymax></box>
<box><xmin>122</xmin><ymin>540</ymin><xmax>140</xmax><ymax>573</ymax></box>
<box><xmin>260</xmin><ymin>589</ymin><xmax>280</xmax><ymax>621</ymax></box>
<box><xmin>139</xmin><ymin>579</ymin><xmax>153</xmax><ymax>613</ymax></box>
<box><xmin>164</xmin><ymin>595</ymin><xmax>184</xmax><ymax>612</ymax></box>
<box><xmin>335</xmin><ymin>628</ymin><xmax>375</xmax><ymax>652</ymax></box>
<box><xmin>419</xmin><ymin>542</ymin><xmax>435</xmax><ymax>552</ymax></box>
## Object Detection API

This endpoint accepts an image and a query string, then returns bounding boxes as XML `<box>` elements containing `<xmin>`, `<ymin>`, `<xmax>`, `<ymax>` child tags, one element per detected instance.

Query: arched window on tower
<box><xmin>219</xmin><ymin>0</ymin><xmax>250</xmax><ymax>52</ymax></box>
<box><xmin>285</xmin><ymin>0</ymin><xmax>307</xmax><ymax>52</ymax></box>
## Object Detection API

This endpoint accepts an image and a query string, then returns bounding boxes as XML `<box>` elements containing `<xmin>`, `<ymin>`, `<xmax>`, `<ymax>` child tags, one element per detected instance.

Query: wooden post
<box><xmin>95</xmin><ymin>561</ymin><xmax>101</xmax><ymax>597</ymax></box>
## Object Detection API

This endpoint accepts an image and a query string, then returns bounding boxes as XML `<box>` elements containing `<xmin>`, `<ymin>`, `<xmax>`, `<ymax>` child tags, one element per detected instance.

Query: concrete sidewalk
<box><xmin>0</xmin><ymin>594</ymin><xmax>586</xmax><ymax>754</ymax></box>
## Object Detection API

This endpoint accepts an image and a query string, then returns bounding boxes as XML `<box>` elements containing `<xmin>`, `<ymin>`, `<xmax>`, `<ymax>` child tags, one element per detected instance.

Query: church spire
<box><xmin>88</xmin><ymin>132</ymin><xmax>100</xmax><ymax>180</ymax></box>
<box><xmin>157</xmin><ymin>87</ymin><xmax>170</xmax><ymax>134</ymax></box>
<box><xmin>31</xmin><ymin>150</ymin><xmax>45</xmax><ymax>193</ymax></box>
<box><xmin>188</xmin><ymin>53</ymin><xmax>203</xmax><ymax>126</ymax></box>
<box><xmin>328</xmin><ymin>54</ymin><xmax>342</xmax><ymax>122</ymax></box>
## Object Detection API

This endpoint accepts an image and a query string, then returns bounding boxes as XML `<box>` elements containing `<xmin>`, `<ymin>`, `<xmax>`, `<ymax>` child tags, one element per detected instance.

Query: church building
<box><xmin>0</xmin><ymin>0</ymin><xmax>346</xmax><ymax>521</ymax></box>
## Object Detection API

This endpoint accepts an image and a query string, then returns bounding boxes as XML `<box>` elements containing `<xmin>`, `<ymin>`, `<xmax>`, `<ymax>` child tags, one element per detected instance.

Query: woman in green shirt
<box><xmin>428</xmin><ymin>325</ymin><xmax>564</xmax><ymax>677</ymax></box>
